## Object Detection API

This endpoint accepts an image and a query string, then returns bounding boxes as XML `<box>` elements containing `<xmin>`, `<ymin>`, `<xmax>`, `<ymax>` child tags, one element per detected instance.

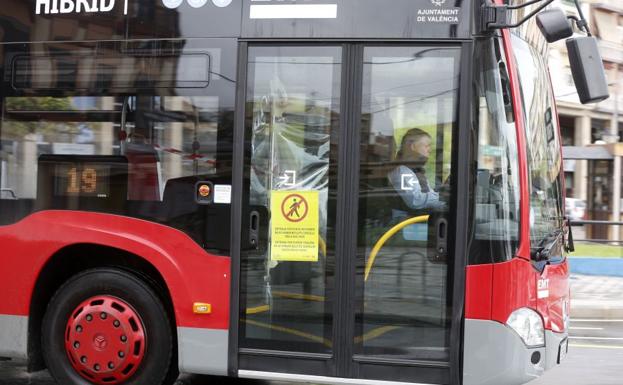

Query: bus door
<box><xmin>236</xmin><ymin>44</ymin><xmax>463</xmax><ymax>384</ymax></box>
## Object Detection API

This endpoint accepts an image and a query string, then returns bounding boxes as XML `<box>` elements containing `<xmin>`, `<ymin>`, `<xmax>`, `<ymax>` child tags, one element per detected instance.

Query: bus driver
<box><xmin>387</xmin><ymin>128</ymin><xmax>446</xmax><ymax>211</ymax></box>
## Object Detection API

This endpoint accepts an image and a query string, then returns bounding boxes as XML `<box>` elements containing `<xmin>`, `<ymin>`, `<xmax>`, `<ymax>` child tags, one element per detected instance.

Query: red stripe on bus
<box><xmin>465</xmin><ymin>264</ymin><xmax>493</xmax><ymax>320</ymax></box>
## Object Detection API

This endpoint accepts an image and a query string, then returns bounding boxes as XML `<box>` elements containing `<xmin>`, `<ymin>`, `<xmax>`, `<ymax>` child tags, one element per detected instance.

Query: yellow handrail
<box><xmin>319</xmin><ymin>236</ymin><xmax>327</xmax><ymax>256</ymax></box>
<box><xmin>364</xmin><ymin>215</ymin><xmax>430</xmax><ymax>281</ymax></box>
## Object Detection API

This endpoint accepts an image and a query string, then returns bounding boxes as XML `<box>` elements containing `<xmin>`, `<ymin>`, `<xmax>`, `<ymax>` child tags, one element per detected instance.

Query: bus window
<box><xmin>0</xmin><ymin>40</ymin><xmax>236</xmax><ymax>252</ymax></box>
<box><xmin>356</xmin><ymin>46</ymin><xmax>460</xmax><ymax>360</ymax></box>
<box><xmin>511</xmin><ymin>35</ymin><xmax>565</xmax><ymax>251</ymax></box>
<box><xmin>469</xmin><ymin>39</ymin><xmax>521</xmax><ymax>264</ymax></box>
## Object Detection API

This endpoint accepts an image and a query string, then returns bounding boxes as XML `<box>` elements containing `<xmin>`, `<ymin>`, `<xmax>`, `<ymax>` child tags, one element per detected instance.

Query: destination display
<box><xmin>54</xmin><ymin>163</ymin><xmax>111</xmax><ymax>198</ymax></box>
<box><xmin>37</xmin><ymin>155</ymin><xmax>128</xmax><ymax>211</ymax></box>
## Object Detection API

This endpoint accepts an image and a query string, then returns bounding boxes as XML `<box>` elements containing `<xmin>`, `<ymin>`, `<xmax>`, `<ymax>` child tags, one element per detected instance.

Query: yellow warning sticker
<box><xmin>270</xmin><ymin>190</ymin><xmax>319</xmax><ymax>262</ymax></box>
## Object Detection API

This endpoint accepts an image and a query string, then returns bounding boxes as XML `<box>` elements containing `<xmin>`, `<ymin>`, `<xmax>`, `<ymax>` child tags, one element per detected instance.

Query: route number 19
<box><xmin>66</xmin><ymin>167</ymin><xmax>98</xmax><ymax>194</ymax></box>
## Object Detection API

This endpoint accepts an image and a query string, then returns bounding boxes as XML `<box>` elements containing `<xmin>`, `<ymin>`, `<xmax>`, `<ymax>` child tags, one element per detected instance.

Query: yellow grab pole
<box><xmin>364</xmin><ymin>215</ymin><xmax>430</xmax><ymax>282</ymax></box>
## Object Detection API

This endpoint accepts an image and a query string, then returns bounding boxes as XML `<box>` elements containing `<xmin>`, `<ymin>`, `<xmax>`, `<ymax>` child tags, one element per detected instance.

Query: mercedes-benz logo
<box><xmin>431</xmin><ymin>0</ymin><xmax>447</xmax><ymax>6</ymax></box>
<box><xmin>93</xmin><ymin>335</ymin><xmax>108</xmax><ymax>351</ymax></box>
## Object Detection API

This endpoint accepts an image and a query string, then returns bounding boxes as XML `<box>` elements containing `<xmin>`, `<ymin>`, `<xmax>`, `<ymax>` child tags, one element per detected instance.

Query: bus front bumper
<box><xmin>463</xmin><ymin>319</ymin><xmax>568</xmax><ymax>385</ymax></box>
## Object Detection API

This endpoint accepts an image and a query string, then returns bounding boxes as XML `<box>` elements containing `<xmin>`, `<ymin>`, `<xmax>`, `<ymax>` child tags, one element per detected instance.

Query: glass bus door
<box><xmin>237</xmin><ymin>44</ymin><xmax>461</xmax><ymax>384</ymax></box>
<box><xmin>238</xmin><ymin>45</ymin><xmax>341</xmax><ymax>374</ymax></box>
<box><xmin>352</xmin><ymin>46</ymin><xmax>459</xmax><ymax>383</ymax></box>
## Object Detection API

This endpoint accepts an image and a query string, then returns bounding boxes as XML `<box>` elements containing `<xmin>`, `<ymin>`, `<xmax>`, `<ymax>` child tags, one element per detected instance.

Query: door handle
<box><xmin>434</xmin><ymin>217</ymin><xmax>448</xmax><ymax>262</ymax></box>
<box><xmin>249</xmin><ymin>210</ymin><xmax>260</xmax><ymax>249</ymax></box>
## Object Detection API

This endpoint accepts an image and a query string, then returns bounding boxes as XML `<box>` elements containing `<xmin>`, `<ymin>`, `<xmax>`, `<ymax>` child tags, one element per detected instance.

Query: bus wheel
<box><xmin>42</xmin><ymin>268</ymin><xmax>175</xmax><ymax>385</ymax></box>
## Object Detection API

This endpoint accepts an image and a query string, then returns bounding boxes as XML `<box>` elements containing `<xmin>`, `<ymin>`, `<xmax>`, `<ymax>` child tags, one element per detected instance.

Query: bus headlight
<box><xmin>506</xmin><ymin>308</ymin><xmax>545</xmax><ymax>348</ymax></box>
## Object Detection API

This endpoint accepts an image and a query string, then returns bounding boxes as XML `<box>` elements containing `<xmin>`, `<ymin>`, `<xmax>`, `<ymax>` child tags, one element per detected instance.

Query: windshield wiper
<box><xmin>530</xmin><ymin>228</ymin><xmax>564</xmax><ymax>261</ymax></box>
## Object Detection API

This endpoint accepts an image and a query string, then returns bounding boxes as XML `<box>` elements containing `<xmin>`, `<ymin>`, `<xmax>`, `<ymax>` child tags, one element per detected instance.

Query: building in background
<box><xmin>548</xmin><ymin>0</ymin><xmax>622</xmax><ymax>241</ymax></box>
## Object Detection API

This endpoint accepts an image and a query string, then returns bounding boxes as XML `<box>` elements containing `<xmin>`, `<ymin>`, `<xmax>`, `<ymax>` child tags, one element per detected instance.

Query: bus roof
<box><xmin>1</xmin><ymin>0</ymin><xmax>472</xmax><ymax>43</ymax></box>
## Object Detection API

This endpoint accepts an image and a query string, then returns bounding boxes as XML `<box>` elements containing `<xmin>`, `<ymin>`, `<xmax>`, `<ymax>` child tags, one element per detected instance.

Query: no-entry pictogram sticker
<box><xmin>280</xmin><ymin>193</ymin><xmax>309</xmax><ymax>222</ymax></box>
<box><xmin>270</xmin><ymin>190</ymin><xmax>319</xmax><ymax>262</ymax></box>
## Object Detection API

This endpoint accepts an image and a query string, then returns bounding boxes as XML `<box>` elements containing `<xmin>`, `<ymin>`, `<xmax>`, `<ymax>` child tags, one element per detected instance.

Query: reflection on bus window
<box><xmin>12</xmin><ymin>54</ymin><xmax>210</xmax><ymax>90</ymax></box>
<box><xmin>469</xmin><ymin>39</ymin><xmax>521</xmax><ymax>265</ymax></box>
<box><xmin>1</xmin><ymin>95</ymin><xmax>220</xmax><ymax>201</ymax></box>
<box><xmin>0</xmin><ymin>40</ymin><xmax>236</xmax><ymax>252</ymax></box>
<box><xmin>357</xmin><ymin>46</ymin><xmax>459</xmax><ymax>360</ymax></box>
<box><xmin>512</xmin><ymin>35</ymin><xmax>565</xmax><ymax>248</ymax></box>
<box><xmin>240</xmin><ymin>46</ymin><xmax>341</xmax><ymax>353</ymax></box>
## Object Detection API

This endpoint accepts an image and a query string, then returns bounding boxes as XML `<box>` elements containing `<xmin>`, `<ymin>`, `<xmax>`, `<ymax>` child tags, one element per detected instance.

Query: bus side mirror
<box><xmin>566</xmin><ymin>36</ymin><xmax>610</xmax><ymax>104</ymax></box>
<box><xmin>536</xmin><ymin>9</ymin><xmax>573</xmax><ymax>43</ymax></box>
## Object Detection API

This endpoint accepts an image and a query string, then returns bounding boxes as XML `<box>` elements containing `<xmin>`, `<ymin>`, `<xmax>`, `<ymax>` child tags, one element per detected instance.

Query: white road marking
<box><xmin>570</xmin><ymin>343</ymin><xmax>623</xmax><ymax>350</ymax></box>
<box><xmin>571</xmin><ymin>319</ymin><xmax>623</xmax><ymax>322</ymax></box>
<box><xmin>570</xmin><ymin>336</ymin><xmax>623</xmax><ymax>341</ymax></box>
<box><xmin>569</xmin><ymin>326</ymin><xmax>604</xmax><ymax>330</ymax></box>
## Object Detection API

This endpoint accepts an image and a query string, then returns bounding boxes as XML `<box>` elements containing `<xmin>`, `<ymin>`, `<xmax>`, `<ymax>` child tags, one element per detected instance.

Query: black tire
<box><xmin>42</xmin><ymin>268</ymin><xmax>175</xmax><ymax>385</ymax></box>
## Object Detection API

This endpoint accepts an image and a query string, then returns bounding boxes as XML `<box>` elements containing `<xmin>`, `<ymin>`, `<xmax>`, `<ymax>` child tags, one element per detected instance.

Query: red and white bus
<box><xmin>0</xmin><ymin>1</ymin><xmax>609</xmax><ymax>384</ymax></box>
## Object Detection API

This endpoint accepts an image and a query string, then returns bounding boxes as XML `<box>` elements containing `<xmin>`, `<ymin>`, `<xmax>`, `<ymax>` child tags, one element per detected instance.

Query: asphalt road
<box><xmin>2</xmin><ymin>318</ymin><xmax>623</xmax><ymax>385</ymax></box>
